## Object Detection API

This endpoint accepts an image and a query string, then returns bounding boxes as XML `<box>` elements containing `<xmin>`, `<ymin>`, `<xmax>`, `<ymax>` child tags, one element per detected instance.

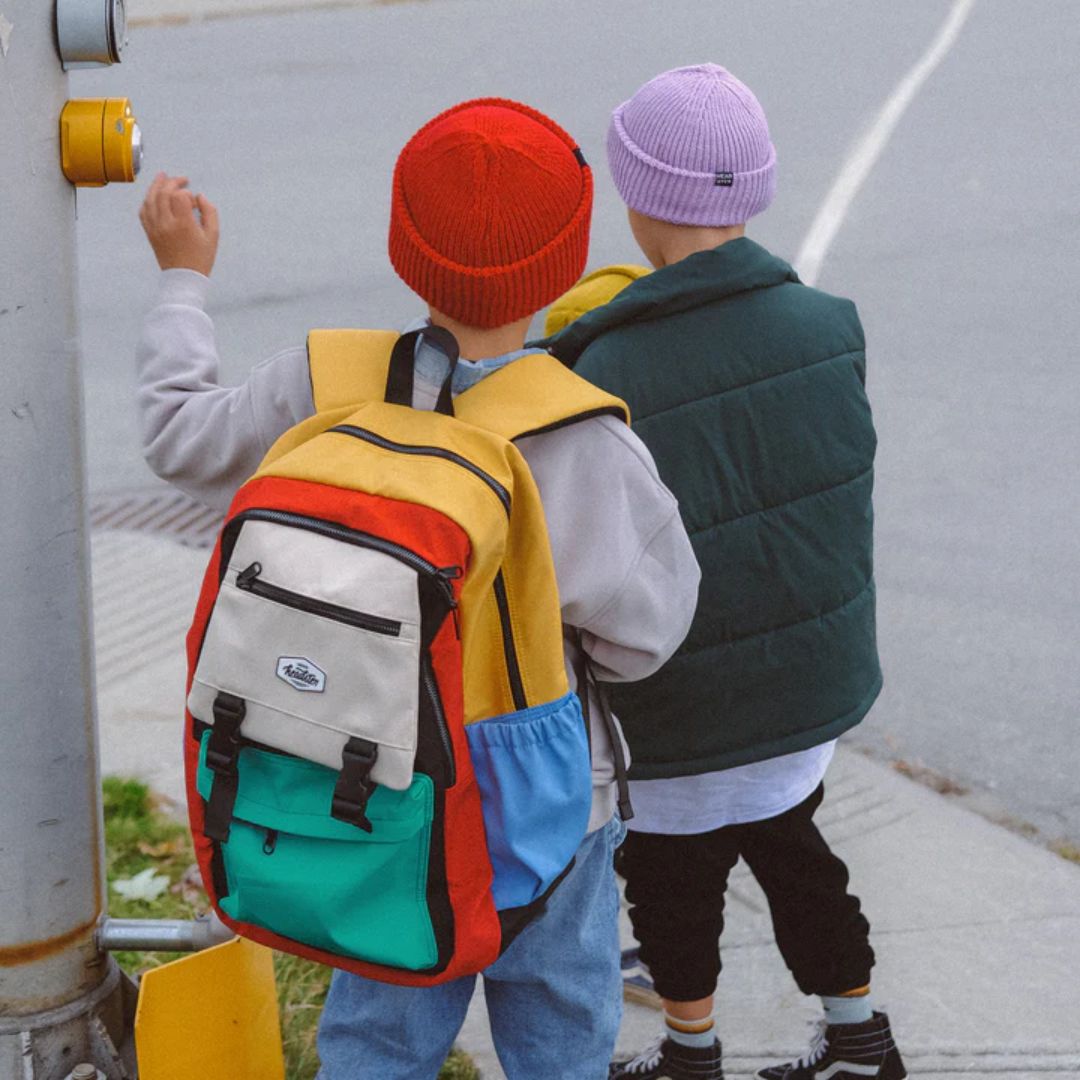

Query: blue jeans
<box><xmin>316</xmin><ymin>816</ymin><xmax>626</xmax><ymax>1080</ymax></box>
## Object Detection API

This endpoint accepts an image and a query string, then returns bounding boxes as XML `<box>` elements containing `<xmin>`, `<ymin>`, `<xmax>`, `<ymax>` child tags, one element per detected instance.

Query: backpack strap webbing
<box><xmin>454</xmin><ymin>352</ymin><xmax>629</xmax><ymax>440</ymax></box>
<box><xmin>307</xmin><ymin>329</ymin><xmax>398</xmax><ymax>413</ymax></box>
<box><xmin>308</xmin><ymin>330</ymin><xmax>630</xmax><ymax>438</ymax></box>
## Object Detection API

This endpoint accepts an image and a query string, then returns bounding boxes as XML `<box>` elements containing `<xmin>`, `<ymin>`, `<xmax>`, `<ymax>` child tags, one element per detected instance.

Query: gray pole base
<box><xmin>0</xmin><ymin>961</ymin><xmax>137</xmax><ymax>1080</ymax></box>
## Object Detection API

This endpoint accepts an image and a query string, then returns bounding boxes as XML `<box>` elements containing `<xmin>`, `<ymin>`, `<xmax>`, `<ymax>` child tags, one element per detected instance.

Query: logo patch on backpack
<box><xmin>276</xmin><ymin>657</ymin><xmax>326</xmax><ymax>692</ymax></box>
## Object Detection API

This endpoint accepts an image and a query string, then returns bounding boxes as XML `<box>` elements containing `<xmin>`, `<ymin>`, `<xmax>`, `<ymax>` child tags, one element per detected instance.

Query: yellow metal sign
<box><xmin>135</xmin><ymin>937</ymin><xmax>285</xmax><ymax>1080</ymax></box>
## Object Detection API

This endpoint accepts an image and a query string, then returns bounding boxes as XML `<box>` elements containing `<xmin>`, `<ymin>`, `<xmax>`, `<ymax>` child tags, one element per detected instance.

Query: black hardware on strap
<box><xmin>204</xmin><ymin>692</ymin><xmax>246</xmax><ymax>843</ymax></box>
<box><xmin>571</xmin><ymin>642</ymin><xmax>593</xmax><ymax>756</ymax></box>
<box><xmin>578</xmin><ymin>657</ymin><xmax>634</xmax><ymax>823</ymax></box>
<box><xmin>384</xmin><ymin>326</ymin><xmax>461</xmax><ymax>417</ymax></box>
<box><xmin>331</xmin><ymin>737</ymin><xmax>379</xmax><ymax>833</ymax></box>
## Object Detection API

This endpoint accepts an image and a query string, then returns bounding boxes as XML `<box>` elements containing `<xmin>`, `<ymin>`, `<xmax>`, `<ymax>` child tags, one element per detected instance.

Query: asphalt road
<box><xmin>70</xmin><ymin>0</ymin><xmax>1080</xmax><ymax>845</ymax></box>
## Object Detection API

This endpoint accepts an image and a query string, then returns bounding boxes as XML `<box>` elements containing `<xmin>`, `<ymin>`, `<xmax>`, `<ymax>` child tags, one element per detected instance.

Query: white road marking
<box><xmin>794</xmin><ymin>0</ymin><xmax>978</xmax><ymax>287</ymax></box>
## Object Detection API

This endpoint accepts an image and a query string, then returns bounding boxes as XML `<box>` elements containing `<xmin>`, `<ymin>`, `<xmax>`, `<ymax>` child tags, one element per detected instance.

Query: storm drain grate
<box><xmin>89</xmin><ymin>488</ymin><xmax>222</xmax><ymax>549</ymax></box>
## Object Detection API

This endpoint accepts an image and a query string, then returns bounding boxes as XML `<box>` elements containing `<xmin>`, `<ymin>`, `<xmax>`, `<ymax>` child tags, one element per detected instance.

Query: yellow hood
<box><xmin>543</xmin><ymin>264</ymin><xmax>652</xmax><ymax>337</ymax></box>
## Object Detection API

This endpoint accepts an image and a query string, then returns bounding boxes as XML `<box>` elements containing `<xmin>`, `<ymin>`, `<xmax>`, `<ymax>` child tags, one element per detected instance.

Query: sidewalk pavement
<box><xmin>91</xmin><ymin>525</ymin><xmax>1080</xmax><ymax>1079</ymax></box>
<box><xmin>126</xmin><ymin>0</ymin><xmax>392</xmax><ymax>26</ymax></box>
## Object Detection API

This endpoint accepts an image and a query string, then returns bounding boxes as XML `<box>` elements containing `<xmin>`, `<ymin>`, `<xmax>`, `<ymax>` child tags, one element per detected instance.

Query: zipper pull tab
<box><xmin>262</xmin><ymin>828</ymin><xmax>278</xmax><ymax>855</ymax></box>
<box><xmin>236</xmin><ymin>561</ymin><xmax>262</xmax><ymax>591</ymax></box>
<box><xmin>437</xmin><ymin>567</ymin><xmax>462</xmax><ymax>638</ymax></box>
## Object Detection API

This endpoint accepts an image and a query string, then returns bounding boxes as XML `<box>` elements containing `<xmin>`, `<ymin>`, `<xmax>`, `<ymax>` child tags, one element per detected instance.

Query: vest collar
<box><xmin>543</xmin><ymin>238</ymin><xmax>799</xmax><ymax>365</ymax></box>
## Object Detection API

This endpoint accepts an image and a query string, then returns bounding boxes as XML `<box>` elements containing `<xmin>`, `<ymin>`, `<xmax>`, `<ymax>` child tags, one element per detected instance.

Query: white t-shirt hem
<box><xmin>626</xmin><ymin>740</ymin><xmax>836</xmax><ymax>836</ymax></box>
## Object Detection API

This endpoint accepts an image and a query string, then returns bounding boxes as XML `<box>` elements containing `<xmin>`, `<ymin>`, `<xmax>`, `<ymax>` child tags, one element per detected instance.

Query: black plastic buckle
<box><xmin>205</xmin><ymin>742</ymin><xmax>240</xmax><ymax>777</ymax></box>
<box><xmin>213</xmin><ymin>692</ymin><xmax>247</xmax><ymax>727</ymax></box>
<box><xmin>203</xmin><ymin>692</ymin><xmax>247</xmax><ymax>843</ymax></box>
<box><xmin>331</xmin><ymin>737</ymin><xmax>379</xmax><ymax>833</ymax></box>
<box><xmin>206</xmin><ymin>692</ymin><xmax>246</xmax><ymax>777</ymax></box>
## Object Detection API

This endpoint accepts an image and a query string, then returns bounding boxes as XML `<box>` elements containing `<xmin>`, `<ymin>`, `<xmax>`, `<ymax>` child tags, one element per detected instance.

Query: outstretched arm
<box><xmin>135</xmin><ymin>174</ymin><xmax>313</xmax><ymax>510</ymax></box>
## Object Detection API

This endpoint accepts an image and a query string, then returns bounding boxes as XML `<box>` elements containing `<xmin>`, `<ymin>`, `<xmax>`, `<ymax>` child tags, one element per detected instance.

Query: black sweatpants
<box><xmin>619</xmin><ymin>783</ymin><xmax>875</xmax><ymax>1002</ymax></box>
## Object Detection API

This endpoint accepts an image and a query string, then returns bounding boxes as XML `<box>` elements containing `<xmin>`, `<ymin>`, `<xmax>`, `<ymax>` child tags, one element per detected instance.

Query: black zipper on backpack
<box><xmin>235</xmin><ymin>561</ymin><xmax>403</xmax><ymax>637</ymax></box>
<box><xmin>321</xmin><ymin>428</ymin><xmax>527</xmax><ymax>710</ymax></box>
<box><xmin>328</xmin><ymin>425</ymin><xmax>512</xmax><ymax>516</ymax></box>
<box><xmin>421</xmin><ymin>653</ymin><xmax>455</xmax><ymax>786</ymax></box>
<box><xmin>225</xmin><ymin>509</ymin><xmax>460</xmax><ymax>615</ymax></box>
<box><xmin>492</xmin><ymin>570</ymin><xmax>527</xmax><ymax>711</ymax></box>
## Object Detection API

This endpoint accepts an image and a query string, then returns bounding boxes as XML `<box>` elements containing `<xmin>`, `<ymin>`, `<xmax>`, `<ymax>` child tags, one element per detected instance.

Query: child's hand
<box><xmin>139</xmin><ymin>172</ymin><xmax>220</xmax><ymax>277</ymax></box>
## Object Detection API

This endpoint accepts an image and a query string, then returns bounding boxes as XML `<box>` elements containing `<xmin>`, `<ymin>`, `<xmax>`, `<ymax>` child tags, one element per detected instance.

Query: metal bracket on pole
<box><xmin>96</xmin><ymin>912</ymin><xmax>235</xmax><ymax>955</ymax></box>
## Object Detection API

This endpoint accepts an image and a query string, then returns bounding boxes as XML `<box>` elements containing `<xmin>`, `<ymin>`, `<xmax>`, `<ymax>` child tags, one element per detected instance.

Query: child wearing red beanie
<box><xmin>135</xmin><ymin>98</ymin><xmax>699</xmax><ymax>1077</ymax></box>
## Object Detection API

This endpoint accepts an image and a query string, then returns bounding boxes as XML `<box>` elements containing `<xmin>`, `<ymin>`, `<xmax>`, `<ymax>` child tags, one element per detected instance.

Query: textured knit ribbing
<box><xmin>389</xmin><ymin>98</ymin><xmax>592</xmax><ymax>328</ymax></box>
<box><xmin>607</xmin><ymin>64</ymin><xmax>776</xmax><ymax>226</ymax></box>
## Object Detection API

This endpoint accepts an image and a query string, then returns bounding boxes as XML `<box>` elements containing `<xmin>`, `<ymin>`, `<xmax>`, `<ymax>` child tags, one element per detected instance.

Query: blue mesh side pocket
<box><xmin>465</xmin><ymin>692</ymin><xmax>592</xmax><ymax>910</ymax></box>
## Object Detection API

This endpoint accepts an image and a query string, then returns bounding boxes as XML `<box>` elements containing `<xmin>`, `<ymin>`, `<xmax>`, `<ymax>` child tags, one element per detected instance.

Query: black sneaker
<box><xmin>757</xmin><ymin>1011</ymin><xmax>906</xmax><ymax>1079</ymax></box>
<box><xmin>621</xmin><ymin>947</ymin><xmax>662</xmax><ymax>1009</ymax></box>
<box><xmin>610</xmin><ymin>1035</ymin><xmax>724</xmax><ymax>1079</ymax></box>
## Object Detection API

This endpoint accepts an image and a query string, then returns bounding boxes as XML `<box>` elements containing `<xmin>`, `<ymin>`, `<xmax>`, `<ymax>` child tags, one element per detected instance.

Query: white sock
<box><xmin>820</xmin><ymin>989</ymin><xmax>874</xmax><ymax>1026</ymax></box>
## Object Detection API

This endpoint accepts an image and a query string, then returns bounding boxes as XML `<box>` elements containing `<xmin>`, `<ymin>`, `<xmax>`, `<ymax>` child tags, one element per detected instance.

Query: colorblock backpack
<box><xmin>183</xmin><ymin>327</ymin><xmax>631</xmax><ymax>986</ymax></box>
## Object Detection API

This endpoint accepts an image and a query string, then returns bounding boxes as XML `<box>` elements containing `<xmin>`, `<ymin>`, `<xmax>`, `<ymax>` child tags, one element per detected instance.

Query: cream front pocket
<box><xmin>188</xmin><ymin>520</ymin><xmax>422</xmax><ymax>790</ymax></box>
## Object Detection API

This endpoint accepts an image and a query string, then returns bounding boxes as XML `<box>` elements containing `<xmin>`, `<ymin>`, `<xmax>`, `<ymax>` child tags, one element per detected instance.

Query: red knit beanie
<box><xmin>389</xmin><ymin>98</ymin><xmax>593</xmax><ymax>329</ymax></box>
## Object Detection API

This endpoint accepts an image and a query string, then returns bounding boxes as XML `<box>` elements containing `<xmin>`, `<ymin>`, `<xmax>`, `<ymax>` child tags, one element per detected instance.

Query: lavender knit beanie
<box><xmin>607</xmin><ymin>63</ymin><xmax>776</xmax><ymax>227</ymax></box>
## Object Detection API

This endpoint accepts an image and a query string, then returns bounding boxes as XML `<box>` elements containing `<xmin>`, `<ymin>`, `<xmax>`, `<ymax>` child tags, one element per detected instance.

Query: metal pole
<box><xmin>0</xmin><ymin>5</ymin><xmax>131</xmax><ymax>1076</ymax></box>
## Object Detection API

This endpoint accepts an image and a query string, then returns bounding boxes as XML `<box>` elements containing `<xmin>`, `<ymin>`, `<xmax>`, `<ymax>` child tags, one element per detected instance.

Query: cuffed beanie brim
<box><xmin>607</xmin><ymin>109</ymin><xmax>776</xmax><ymax>226</ymax></box>
<box><xmin>389</xmin><ymin>192</ymin><xmax>592</xmax><ymax>330</ymax></box>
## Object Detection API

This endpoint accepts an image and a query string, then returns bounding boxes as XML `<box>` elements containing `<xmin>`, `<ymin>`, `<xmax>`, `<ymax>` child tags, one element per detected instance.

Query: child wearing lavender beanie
<box><xmin>543</xmin><ymin>64</ymin><xmax>907</xmax><ymax>1080</ymax></box>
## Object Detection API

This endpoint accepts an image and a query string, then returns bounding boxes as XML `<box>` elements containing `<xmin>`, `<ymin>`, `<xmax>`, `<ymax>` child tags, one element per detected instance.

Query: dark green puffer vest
<box><xmin>543</xmin><ymin>239</ymin><xmax>882</xmax><ymax>779</ymax></box>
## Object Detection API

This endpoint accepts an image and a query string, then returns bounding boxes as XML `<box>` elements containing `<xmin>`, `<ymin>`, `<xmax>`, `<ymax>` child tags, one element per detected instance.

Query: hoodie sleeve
<box><xmin>135</xmin><ymin>269</ymin><xmax>315</xmax><ymax>511</ymax></box>
<box><xmin>516</xmin><ymin>415</ymin><xmax>700</xmax><ymax>683</ymax></box>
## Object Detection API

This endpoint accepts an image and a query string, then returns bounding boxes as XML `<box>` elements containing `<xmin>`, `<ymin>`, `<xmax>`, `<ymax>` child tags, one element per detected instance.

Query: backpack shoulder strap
<box><xmin>454</xmin><ymin>352</ymin><xmax>629</xmax><ymax>440</ymax></box>
<box><xmin>308</xmin><ymin>334</ymin><xmax>630</xmax><ymax>437</ymax></box>
<box><xmin>306</xmin><ymin>329</ymin><xmax>398</xmax><ymax>413</ymax></box>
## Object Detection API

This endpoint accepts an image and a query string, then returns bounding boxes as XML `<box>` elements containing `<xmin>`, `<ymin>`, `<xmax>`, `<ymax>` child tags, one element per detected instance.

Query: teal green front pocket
<box><xmin>197</xmin><ymin>733</ymin><xmax>437</xmax><ymax>970</ymax></box>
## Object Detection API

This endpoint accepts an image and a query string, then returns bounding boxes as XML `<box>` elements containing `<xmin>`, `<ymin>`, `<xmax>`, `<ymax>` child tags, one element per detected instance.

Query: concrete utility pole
<box><xmin>0</xmin><ymin>4</ymin><xmax>132</xmax><ymax>1076</ymax></box>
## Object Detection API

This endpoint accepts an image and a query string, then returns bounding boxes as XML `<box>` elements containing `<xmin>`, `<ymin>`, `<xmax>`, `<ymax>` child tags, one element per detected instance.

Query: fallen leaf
<box><xmin>112</xmin><ymin>866</ymin><xmax>170</xmax><ymax>902</ymax></box>
<box><xmin>170</xmin><ymin>863</ymin><xmax>207</xmax><ymax>907</ymax></box>
<box><xmin>137</xmin><ymin>838</ymin><xmax>186</xmax><ymax>859</ymax></box>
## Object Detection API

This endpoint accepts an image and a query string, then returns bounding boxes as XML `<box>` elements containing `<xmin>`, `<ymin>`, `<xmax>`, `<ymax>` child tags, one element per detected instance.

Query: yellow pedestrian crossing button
<box><xmin>60</xmin><ymin>98</ymin><xmax>143</xmax><ymax>187</ymax></box>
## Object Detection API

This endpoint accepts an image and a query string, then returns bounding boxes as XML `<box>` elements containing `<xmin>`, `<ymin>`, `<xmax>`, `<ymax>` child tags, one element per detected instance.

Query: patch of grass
<box><xmin>1052</xmin><ymin>841</ymin><xmax>1080</xmax><ymax>865</ymax></box>
<box><xmin>102</xmin><ymin>778</ymin><xmax>201</xmax><ymax>970</ymax></box>
<box><xmin>103</xmin><ymin>777</ymin><xmax>477</xmax><ymax>1079</ymax></box>
<box><xmin>438</xmin><ymin>1048</ymin><xmax>481</xmax><ymax>1079</ymax></box>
